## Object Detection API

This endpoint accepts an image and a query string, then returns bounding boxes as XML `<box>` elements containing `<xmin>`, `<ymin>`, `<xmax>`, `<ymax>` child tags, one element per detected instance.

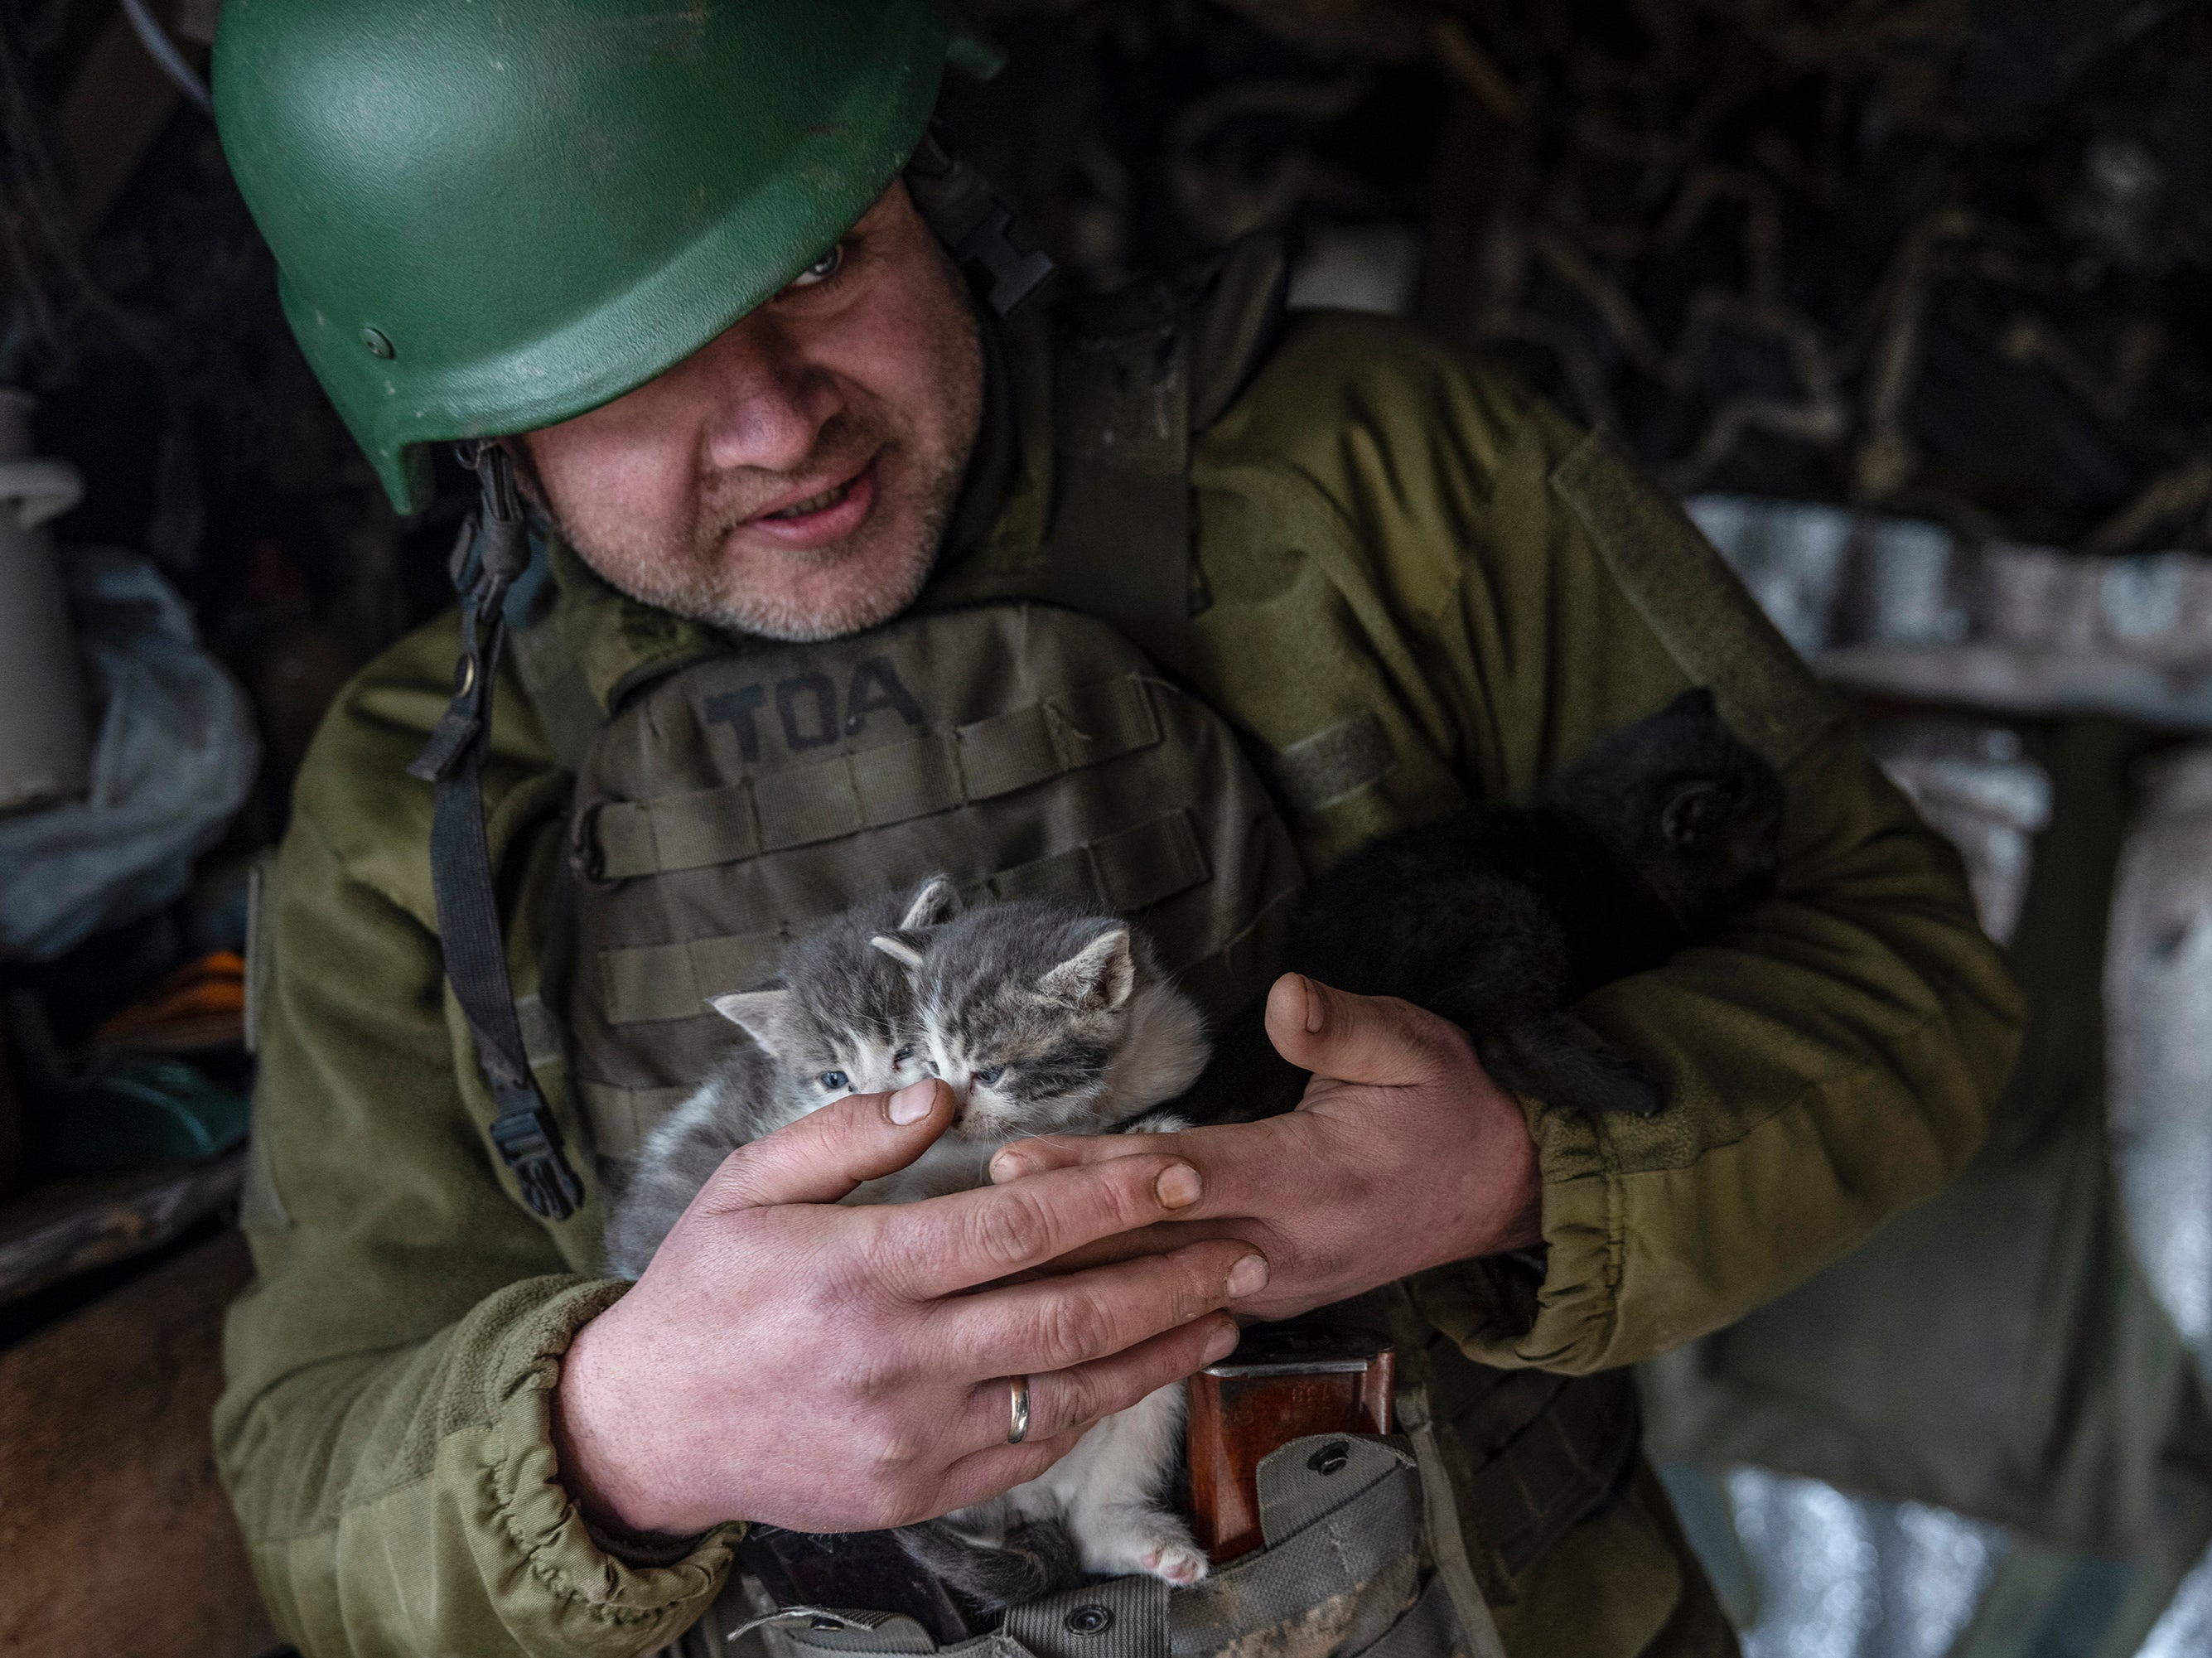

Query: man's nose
<box><xmin>696</xmin><ymin>317</ymin><xmax>841</xmax><ymax>476</ymax></box>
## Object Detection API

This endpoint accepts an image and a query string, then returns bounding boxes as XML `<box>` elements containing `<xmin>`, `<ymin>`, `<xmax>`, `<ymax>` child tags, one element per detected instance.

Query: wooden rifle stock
<box><xmin>1186</xmin><ymin>1323</ymin><xmax>1394</xmax><ymax>1564</ymax></box>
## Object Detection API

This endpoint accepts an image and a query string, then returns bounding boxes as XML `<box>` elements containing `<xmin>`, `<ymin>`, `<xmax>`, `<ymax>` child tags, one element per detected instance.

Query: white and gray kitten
<box><xmin>867</xmin><ymin>896</ymin><xmax>1213</xmax><ymax>1591</ymax></box>
<box><xmin>601</xmin><ymin>874</ymin><xmax>1214</xmax><ymax>1591</ymax></box>
<box><xmin>599</xmin><ymin>874</ymin><xmax>956</xmax><ymax>1279</ymax></box>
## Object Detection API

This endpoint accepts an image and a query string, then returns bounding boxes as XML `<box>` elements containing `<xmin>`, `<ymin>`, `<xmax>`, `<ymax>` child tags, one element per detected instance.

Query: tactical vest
<box><xmin>421</xmin><ymin>244</ymin><xmax>1642</xmax><ymax>1658</ymax></box>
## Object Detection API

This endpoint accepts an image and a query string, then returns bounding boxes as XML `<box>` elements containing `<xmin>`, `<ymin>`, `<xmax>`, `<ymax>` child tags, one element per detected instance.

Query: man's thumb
<box><xmin>1263</xmin><ymin>974</ymin><xmax>1455</xmax><ymax>1089</ymax></box>
<box><xmin>709</xmin><ymin>1080</ymin><xmax>953</xmax><ymax>1208</ymax></box>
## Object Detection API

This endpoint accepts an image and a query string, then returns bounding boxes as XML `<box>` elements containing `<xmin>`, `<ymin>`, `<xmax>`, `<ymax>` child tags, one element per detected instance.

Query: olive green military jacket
<box><xmin>217</xmin><ymin>311</ymin><xmax>2022</xmax><ymax>1658</ymax></box>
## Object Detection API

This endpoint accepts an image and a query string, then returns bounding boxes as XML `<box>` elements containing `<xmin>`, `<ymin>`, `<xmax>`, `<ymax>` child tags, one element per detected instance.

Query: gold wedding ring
<box><xmin>1007</xmin><ymin>1375</ymin><xmax>1031</xmax><ymax>1444</ymax></box>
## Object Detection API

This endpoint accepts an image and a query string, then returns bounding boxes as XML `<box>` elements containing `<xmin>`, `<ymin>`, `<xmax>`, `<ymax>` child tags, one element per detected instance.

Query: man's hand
<box><xmin>987</xmin><ymin>974</ymin><xmax>1542</xmax><ymax>1323</ymax></box>
<box><xmin>553</xmin><ymin>1080</ymin><xmax>1266</xmax><ymax>1540</ymax></box>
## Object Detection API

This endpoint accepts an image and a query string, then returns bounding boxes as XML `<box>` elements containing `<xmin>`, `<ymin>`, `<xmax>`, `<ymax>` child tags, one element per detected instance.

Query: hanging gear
<box><xmin>405</xmin><ymin>444</ymin><xmax>585</xmax><ymax>1219</ymax></box>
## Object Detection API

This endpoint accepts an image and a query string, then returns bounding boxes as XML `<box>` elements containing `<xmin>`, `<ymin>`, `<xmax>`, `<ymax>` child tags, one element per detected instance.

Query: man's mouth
<box><xmin>765</xmin><ymin>476</ymin><xmax>862</xmax><ymax>520</ymax></box>
<box><xmin>738</xmin><ymin>460</ymin><xmax>879</xmax><ymax>550</ymax></box>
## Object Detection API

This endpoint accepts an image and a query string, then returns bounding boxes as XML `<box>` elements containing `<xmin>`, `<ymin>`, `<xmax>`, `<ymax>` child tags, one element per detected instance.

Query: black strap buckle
<box><xmin>903</xmin><ymin>129</ymin><xmax>1054</xmax><ymax>317</ymax></box>
<box><xmin>410</xmin><ymin>442</ymin><xmax>587</xmax><ymax>1223</ymax></box>
<box><xmin>490</xmin><ymin>1105</ymin><xmax>587</xmax><ymax>1221</ymax></box>
<box><xmin>953</xmin><ymin>205</ymin><xmax>1055</xmax><ymax>316</ymax></box>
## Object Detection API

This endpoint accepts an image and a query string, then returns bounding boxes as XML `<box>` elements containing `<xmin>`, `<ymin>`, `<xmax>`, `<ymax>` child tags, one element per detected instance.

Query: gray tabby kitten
<box><xmin>602</xmin><ymin>876</ymin><xmax>1215</xmax><ymax>1589</ymax></box>
<box><xmin>600</xmin><ymin>874</ymin><xmax>958</xmax><ymax>1279</ymax></box>
<box><xmin>867</xmin><ymin>897</ymin><xmax>1214</xmax><ymax>1591</ymax></box>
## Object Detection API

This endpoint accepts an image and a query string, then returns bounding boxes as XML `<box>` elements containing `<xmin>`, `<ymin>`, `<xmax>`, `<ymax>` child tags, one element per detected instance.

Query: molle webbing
<box><xmin>577</xmin><ymin>674</ymin><xmax>1164</xmax><ymax>882</ymax></box>
<box><xmin>596</xmin><ymin>810</ymin><xmax>1210</xmax><ymax>1027</ymax></box>
<box><xmin>560</xmin><ymin>602</ymin><xmax>1305</xmax><ymax>1162</ymax></box>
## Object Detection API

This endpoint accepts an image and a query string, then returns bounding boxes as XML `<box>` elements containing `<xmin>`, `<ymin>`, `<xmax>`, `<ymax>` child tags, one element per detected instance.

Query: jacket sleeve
<box><xmin>215</xmin><ymin>633</ymin><xmax>737</xmax><ymax>1658</ymax></box>
<box><xmin>1191</xmin><ymin>315</ymin><xmax>2026</xmax><ymax>1375</ymax></box>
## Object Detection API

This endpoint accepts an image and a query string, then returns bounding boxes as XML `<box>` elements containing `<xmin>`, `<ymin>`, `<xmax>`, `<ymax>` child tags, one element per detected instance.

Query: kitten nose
<box><xmin>945</xmin><ymin>1079</ymin><xmax>975</xmax><ymax>1129</ymax></box>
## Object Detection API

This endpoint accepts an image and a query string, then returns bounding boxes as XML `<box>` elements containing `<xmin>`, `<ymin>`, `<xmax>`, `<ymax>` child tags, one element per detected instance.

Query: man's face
<box><xmin>515</xmin><ymin>182</ymin><xmax>984</xmax><ymax>642</ymax></box>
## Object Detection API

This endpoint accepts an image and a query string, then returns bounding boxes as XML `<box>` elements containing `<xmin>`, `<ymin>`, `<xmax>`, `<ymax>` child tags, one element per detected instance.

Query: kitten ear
<box><xmin>709</xmin><ymin>989</ymin><xmax>793</xmax><ymax>1054</ymax></box>
<box><xmin>871</xmin><ymin>932</ymin><xmax>927</xmax><ymax>972</ymax></box>
<box><xmin>899</xmin><ymin>873</ymin><xmax>962</xmax><ymax>931</ymax></box>
<box><xmin>1038</xmin><ymin>925</ymin><xmax>1135</xmax><ymax>1012</ymax></box>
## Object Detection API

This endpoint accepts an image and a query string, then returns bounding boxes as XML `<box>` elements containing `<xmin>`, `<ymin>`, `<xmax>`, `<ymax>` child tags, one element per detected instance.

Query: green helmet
<box><xmin>212</xmin><ymin>0</ymin><xmax>1001</xmax><ymax>514</ymax></box>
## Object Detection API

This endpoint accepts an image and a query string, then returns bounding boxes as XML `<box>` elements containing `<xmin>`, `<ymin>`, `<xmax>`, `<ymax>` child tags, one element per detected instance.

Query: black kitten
<box><xmin>1179</xmin><ymin>689</ymin><xmax>1783</xmax><ymax>1123</ymax></box>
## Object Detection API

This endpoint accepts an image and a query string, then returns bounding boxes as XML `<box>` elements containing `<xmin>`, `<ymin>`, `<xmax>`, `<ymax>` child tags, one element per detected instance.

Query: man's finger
<box><xmin>875</xmin><ymin>1152</ymin><xmax>1214</xmax><ymax>1298</ymax></box>
<box><xmin>1263</xmin><ymin>974</ymin><xmax>1461</xmax><ymax>1088</ymax></box>
<box><xmin>1000</xmin><ymin>1216</ymin><xmax>1258</xmax><ymax>1278</ymax></box>
<box><xmin>988</xmin><ymin>1124</ymin><xmax>1262</xmax><ymax>1183</ymax></box>
<box><xmin>707</xmin><ymin>1080</ymin><xmax>954</xmax><ymax>1208</ymax></box>
<box><xmin>929</xmin><ymin>1432</ymin><xmax>1089</xmax><ymax>1517</ymax></box>
<box><xmin>942</xmin><ymin>1240</ymin><xmax>1263</xmax><ymax>1377</ymax></box>
<box><xmin>947</xmin><ymin>1312</ymin><xmax>1239</xmax><ymax>1461</ymax></box>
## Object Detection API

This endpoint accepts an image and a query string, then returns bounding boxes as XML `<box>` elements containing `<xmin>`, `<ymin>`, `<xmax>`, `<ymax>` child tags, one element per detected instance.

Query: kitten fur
<box><xmin>863</xmin><ymin>899</ymin><xmax>1212</xmax><ymax>1596</ymax></box>
<box><xmin>600</xmin><ymin>873</ymin><xmax>959</xmax><ymax>1279</ymax></box>
<box><xmin>1175</xmin><ymin>688</ymin><xmax>1784</xmax><ymax>1127</ymax></box>
<box><xmin>603</xmin><ymin>880</ymin><xmax>1213</xmax><ymax>1597</ymax></box>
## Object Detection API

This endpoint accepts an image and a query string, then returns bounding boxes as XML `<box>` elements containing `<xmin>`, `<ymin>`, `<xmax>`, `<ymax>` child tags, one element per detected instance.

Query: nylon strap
<box><xmin>1271</xmin><ymin>712</ymin><xmax>1398</xmax><ymax>816</ymax></box>
<box><xmin>1398</xmin><ymin>1387</ymin><xmax>1509</xmax><ymax>1658</ymax></box>
<box><xmin>1038</xmin><ymin>281</ymin><xmax>1197</xmax><ymax>674</ymax></box>
<box><xmin>407</xmin><ymin>446</ymin><xmax>585</xmax><ymax>1221</ymax></box>
<box><xmin>596</xmin><ymin>810</ymin><xmax>1212</xmax><ymax>1026</ymax></box>
<box><xmin>582</xmin><ymin>675</ymin><xmax>1162</xmax><ymax>882</ymax></box>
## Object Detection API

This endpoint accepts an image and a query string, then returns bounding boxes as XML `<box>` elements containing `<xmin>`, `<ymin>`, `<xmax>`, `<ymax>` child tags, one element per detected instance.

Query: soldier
<box><xmin>208</xmin><ymin>3</ymin><xmax>2022</xmax><ymax>1656</ymax></box>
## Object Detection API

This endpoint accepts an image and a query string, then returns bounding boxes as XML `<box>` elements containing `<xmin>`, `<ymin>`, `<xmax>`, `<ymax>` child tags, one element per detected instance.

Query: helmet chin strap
<box><xmin>903</xmin><ymin>130</ymin><xmax>1055</xmax><ymax>317</ymax></box>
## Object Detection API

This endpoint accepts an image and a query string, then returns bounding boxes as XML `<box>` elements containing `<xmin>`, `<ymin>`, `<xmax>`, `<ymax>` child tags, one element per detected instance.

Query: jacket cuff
<box><xmin>1406</xmin><ymin>1094</ymin><xmax>1616</xmax><ymax>1373</ymax></box>
<box><xmin>473</xmin><ymin>1276</ymin><xmax>742</xmax><ymax>1640</ymax></box>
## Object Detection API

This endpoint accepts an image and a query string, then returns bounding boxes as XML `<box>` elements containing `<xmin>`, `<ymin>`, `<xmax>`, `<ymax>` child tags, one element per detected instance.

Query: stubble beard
<box><xmin>630</xmin><ymin>423</ymin><xmax>966</xmax><ymax>642</ymax></box>
<box><xmin>525</xmin><ymin>379</ymin><xmax>980</xmax><ymax>646</ymax></box>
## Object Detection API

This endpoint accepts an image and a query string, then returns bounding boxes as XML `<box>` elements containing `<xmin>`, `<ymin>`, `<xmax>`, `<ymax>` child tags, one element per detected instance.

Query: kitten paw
<box><xmin>1139</xmin><ymin>1539</ymin><xmax>1210</xmax><ymax>1587</ymax></box>
<box><xmin>1083</xmin><ymin>1511</ymin><xmax>1210</xmax><ymax>1588</ymax></box>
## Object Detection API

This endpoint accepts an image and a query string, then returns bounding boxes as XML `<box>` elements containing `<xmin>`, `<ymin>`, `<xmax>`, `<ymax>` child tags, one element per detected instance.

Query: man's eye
<box><xmin>819</xmin><ymin>1071</ymin><xmax>849</xmax><ymax>1091</ymax></box>
<box><xmin>974</xmin><ymin>1066</ymin><xmax>1006</xmax><ymax>1089</ymax></box>
<box><xmin>783</xmin><ymin>244</ymin><xmax>845</xmax><ymax>291</ymax></box>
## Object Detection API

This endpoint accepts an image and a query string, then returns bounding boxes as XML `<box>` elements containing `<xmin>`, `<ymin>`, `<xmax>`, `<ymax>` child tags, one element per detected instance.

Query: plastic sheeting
<box><xmin>1671</xmin><ymin>495</ymin><xmax>2212</xmax><ymax>1656</ymax></box>
<box><xmin>1723</xmin><ymin>1468</ymin><xmax>2010</xmax><ymax>1658</ymax></box>
<box><xmin>1869</xmin><ymin>720</ymin><xmax>2054</xmax><ymax>947</ymax></box>
<box><xmin>2137</xmin><ymin>1544</ymin><xmax>2212</xmax><ymax>1658</ymax></box>
<box><xmin>2107</xmin><ymin>745</ymin><xmax>2212</xmax><ymax>1368</ymax></box>
<box><xmin>1688</xmin><ymin>495</ymin><xmax>2212</xmax><ymax>731</ymax></box>
<box><xmin>0</xmin><ymin>549</ymin><xmax>258</xmax><ymax>961</ymax></box>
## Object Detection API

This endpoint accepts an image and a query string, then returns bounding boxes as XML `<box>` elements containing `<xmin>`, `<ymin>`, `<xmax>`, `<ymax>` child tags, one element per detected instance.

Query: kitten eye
<box><xmin>893</xmin><ymin>1046</ymin><xmax>916</xmax><ymax>1065</ymax></box>
<box><xmin>974</xmin><ymin>1066</ymin><xmax>1007</xmax><ymax>1089</ymax></box>
<box><xmin>819</xmin><ymin>1071</ymin><xmax>849</xmax><ymax>1091</ymax></box>
<box><xmin>781</xmin><ymin>243</ymin><xmax>845</xmax><ymax>291</ymax></box>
